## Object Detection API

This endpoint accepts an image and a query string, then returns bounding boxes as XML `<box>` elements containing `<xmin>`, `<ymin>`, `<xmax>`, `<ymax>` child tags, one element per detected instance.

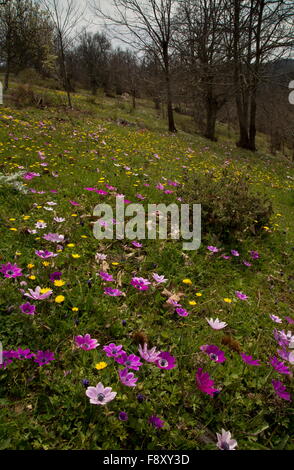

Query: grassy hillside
<box><xmin>0</xmin><ymin>85</ymin><xmax>293</xmax><ymax>450</ymax></box>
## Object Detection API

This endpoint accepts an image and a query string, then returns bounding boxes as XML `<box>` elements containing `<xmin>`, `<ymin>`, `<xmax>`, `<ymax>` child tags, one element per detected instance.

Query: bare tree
<box><xmin>41</xmin><ymin>0</ymin><xmax>85</xmax><ymax>107</ymax></box>
<box><xmin>92</xmin><ymin>0</ymin><xmax>178</xmax><ymax>132</ymax></box>
<box><xmin>228</xmin><ymin>0</ymin><xmax>294</xmax><ymax>150</ymax></box>
<box><xmin>175</xmin><ymin>0</ymin><xmax>232</xmax><ymax>141</ymax></box>
<box><xmin>76</xmin><ymin>31</ymin><xmax>111</xmax><ymax>95</ymax></box>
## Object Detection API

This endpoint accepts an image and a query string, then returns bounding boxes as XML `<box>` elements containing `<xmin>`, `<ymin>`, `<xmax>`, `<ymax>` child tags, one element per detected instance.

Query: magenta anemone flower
<box><xmin>75</xmin><ymin>334</ymin><xmax>99</xmax><ymax>351</ymax></box>
<box><xmin>34</xmin><ymin>350</ymin><xmax>55</xmax><ymax>366</ymax></box>
<box><xmin>231</xmin><ymin>250</ymin><xmax>239</xmax><ymax>257</ymax></box>
<box><xmin>103</xmin><ymin>343</ymin><xmax>124</xmax><ymax>358</ymax></box>
<box><xmin>207</xmin><ymin>246</ymin><xmax>219</xmax><ymax>253</ymax></box>
<box><xmin>250</xmin><ymin>250</ymin><xmax>260</xmax><ymax>259</ymax></box>
<box><xmin>272</xmin><ymin>380</ymin><xmax>291</xmax><ymax>401</ymax></box>
<box><xmin>130</xmin><ymin>277</ymin><xmax>151</xmax><ymax>291</ymax></box>
<box><xmin>216</xmin><ymin>429</ymin><xmax>238</xmax><ymax>450</ymax></box>
<box><xmin>195</xmin><ymin>368</ymin><xmax>220</xmax><ymax>396</ymax></box>
<box><xmin>104</xmin><ymin>287</ymin><xmax>123</xmax><ymax>296</ymax></box>
<box><xmin>119</xmin><ymin>368</ymin><xmax>138</xmax><ymax>387</ymax></box>
<box><xmin>200</xmin><ymin>345</ymin><xmax>226</xmax><ymax>363</ymax></box>
<box><xmin>99</xmin><ymin>271</ymin><xmax>114</xmax><ymax>282</ymax></box>
<box><xmin>269</xmin><ymin>357</ymin><xmax>291</xmax><ymax>375</ymax></box>
<box><xmin>156</xmin><ymin>352</ymin><xmax>176</xmax><ymax>370</ymax></box>
<box><xmin>15</xmin><ymin>348</ymin><xmax>35</xmax><ymax>360</ymax></box>
<box><xmin>235</xmin><ymin>291</ymin><xmax>248</xmax><ymax>300</ymax></box>
<box><xmin>1</xmin><ymin>262</ymin><xmax>22</xmax><ymax>278</ymax></box>
<box><xmin>240</xmin><ymin>354</ymin><xmax>261</xmax><ymax>366</ymax></box>
<box><xmin>149</xmin><ymin>416</ymin><xmax>165</xmax><ymax>429</ymax></box>
<box><xmin>86</xmin><ymin>382</ymin><xmax>117</xmax><ymax>405</ymax></box>
<box><xmin>35</xmin><ymin>250</ymin><xmax>58</xmax><ymax>259</ymax></box>
<box><xmin>221</xmin><ymin>254</ymin><xmax>231</xmax><ymax>260</ymax></box>
<box><xmin>176</xmin><ymin>307</ymin><xmax>189</xmax><ymax>317</ymax></box>
<box><xmin>243</xmin><ymin>260</ymin><xmax>252</xmax><ymax>267</ymax></box>
<box><xmin>138</xmin><ymin>343</ymin><xmax>161</xmax><ymax>363</ymax></box>
<box><xmin>115</xmin><ymin>352</ymin><xmax>142</xmax><ymax>370</ymax></box>
<box><xmin>19</xmin><ymin>303</ymin><xmax>36</xmax><ymax>315</ymax></box>
<box><xmin>132</xmin><ymin>241</ymin><xmax>142</xmax><ymax>248</ymax></box>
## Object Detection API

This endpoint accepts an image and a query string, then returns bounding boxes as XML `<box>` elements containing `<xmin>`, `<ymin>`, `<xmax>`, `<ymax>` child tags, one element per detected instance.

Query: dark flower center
<box><xmin>97</xmin><ymin>393</ymin><xmax>105</xmax><ymax>402</ymax></box>
<box><xmin>125</xmin><ymin>360</ymin><xmax>131</xmax><ymax>366</ymax></box>
<box><xmin>210</xmin><ymin>353</ymin><xmax>218</xmax><ymax>361</ymax></box>
<box><xmin>112</xmin><ymin>349</ymin><xmax>117</xmax><ymax>355</ymax></box>
<box><xmin>221</xmin><ymin>442</ymin><xmax>230</xmax><ymax>450</ymax></box>
<box><xmin>159</xmin><ymin>359</ymin><xmax>168</xmax><ymax>368</ymax></box>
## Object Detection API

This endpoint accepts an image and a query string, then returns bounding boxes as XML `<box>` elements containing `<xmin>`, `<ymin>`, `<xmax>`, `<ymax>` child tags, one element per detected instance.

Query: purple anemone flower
<box><xmin>176</xmin><ymin>307</ymin><xmax>189</xmax><ymax>317</ymax></box>
<box><xmin>149</xmin><ymin>416</ymin><xmax>165</xmax><ymax>429</ymax></box>
<box><xmin>118</xmin><ymin>411</ymin><xmax>128</xmax><ymax>421</ymax></box>
<box><xmin>34</xmin><ymin>350</ymin><xmax>55</xmax><ymax>366</ymax></box>
<box><xmin>207</xmin><ymin>246</ymin><xmax>219</xmax><ymax>253</ymax></box>
<box><xmin>269</xmin><ymin>357</ymin><xmax>291</xmax><ymax>375</ymax></box>
<box><xmin>240</xmin><ymin>354</ymin><xmax>261</xmax><ymax>366</ymax></box>
<box><xmin>195</xmin><ymin>368</ymin><xmax>219</xmax><ymax>396</ymax></box>
<box><xmin>35</xmin><ymin>250</ymin><xmax>58</xmax><ymax>259</ymax></box>
<box><xmin>200</xmin><ymin>345</ymin><xmax>226</xmax><ymax>363</ymax></box>
<box><xmin>216</xmin><ymin>429</ymin><xmax>238</xmax><ymax>450</ymax></box>
<box><xmin>24</xmin><ymin>286</ymin><xmax>52</xmax><ymax>300</ymax></box>
<box><xmin>131</xmin><ymin>277</ymin><xmax>151</xmax><ymax>291</ymax></box>
<box><xmin>119</xmin><ymin>368</ymin><xmax>138</xmax><ymax>387</ymax></box>
<box><xmin>50</xmin><ymin>271</ymin><xmax>62</xmax><ymax>282</ymax></box>
<box><xmin>138</xmin><ymin>343</ymin><xmax>161</xmax><ymax>363</ymax></box>
<box><xmin>250</xmin><ymin>250</ymin><xmax>260</xmax><ymax>259</ymax></box>
<box><xmin>103</xmin><ymin>343</ymin><xmax>124</xmax><ymax>358</ymax></box>
<box><xmin>20</xmin><ymin>303</ymin><xmax>36</xmax><ymax>316</ymax></box>
<box><xmin>75</xmin><ymin>334</ymin><xmax>99</xmax><ymax>351</ymax></box>
<box><xmin>43</xmin><ymin>233</ymin><xmax>64</xmax><ymax>243</ymax></box>
<box><xmin>115</xmin><ymin>352</ymin><xmax>142</xmax><ymax>370</ymax></box>
<box><xmin>272</xmin><ymin>380</ymin><xmax>291</xmax><ymax>401</ymax></box>
<box><xmin>104</xmin><ymin>287</ymin><xmax>123</xmax><ymax>296</ymax></box>
<box><xmin>231</xmin><ymin>250</ymin><xmax>239</xmax><ymax>257</ymax></box>
<box><xmin>235</xmin><ymin>291</ymin><xmax>248</xmax><ymax>300</ymax></box>
<box><xmin>156</xmin><ymin>352</ymin><xmax>176</xmax><ymax>370</ymax></box>
<box><xmin>1</xmin><ymin>262</ymin><xmax>22</xmax><ymax>278</ymax></box>
<box><xmin>99</xmin><ymin>271</ymin><xmax>114</xmax><ymax>282</ymax></box>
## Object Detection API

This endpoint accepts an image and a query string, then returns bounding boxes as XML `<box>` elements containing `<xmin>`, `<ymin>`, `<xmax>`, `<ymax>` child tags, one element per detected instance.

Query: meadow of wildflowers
<box><xmin>0</xmin><ymin>92</ymin><xmax>293</xmax><ymax>450</ymax></box>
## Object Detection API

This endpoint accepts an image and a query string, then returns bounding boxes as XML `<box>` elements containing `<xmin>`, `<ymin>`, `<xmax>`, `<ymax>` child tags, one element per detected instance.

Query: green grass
<box><xmin>0</xmin><ymin>85</ymin><xmax>293</xmax><ymax>450</ymax></box>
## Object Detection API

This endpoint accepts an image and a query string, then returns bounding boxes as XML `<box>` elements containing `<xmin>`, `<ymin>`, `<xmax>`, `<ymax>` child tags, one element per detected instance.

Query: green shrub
<box><xmin>11</xmin><ymin>84</ymin><xmax>54</xmax><ymax>108</ymax></box>
<box><xmin>179</xmin><ymin>170</ymin><xmax>273</xmax><ymax>242</ymax></box>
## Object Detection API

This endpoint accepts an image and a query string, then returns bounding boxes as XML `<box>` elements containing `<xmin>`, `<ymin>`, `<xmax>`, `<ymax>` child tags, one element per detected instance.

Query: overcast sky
<box><xmin>36</xmin><ymin>0</ymin><xmax>129</xmax><ymax>49</ymax></box>
<box><xmin>63</xmin><ymin>0</ymin><xmax>130</xmax><ymax>49</ymax></box>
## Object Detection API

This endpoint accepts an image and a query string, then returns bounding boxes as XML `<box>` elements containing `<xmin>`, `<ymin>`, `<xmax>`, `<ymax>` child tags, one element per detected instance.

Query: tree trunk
<box><xmin>204</xmin><ymin>89</ymin><xmax>218</xmax><ymax>141</ymax></box>
<box><xmin>205</xmin><ymin>105</ymin><xmax>217</xmax><ymax>141</ymax></box>
<box><xmin>4</xmin><ymin>62</ymin><xmax>10</xmax><ymax>91</ymax></box>
<box><xmin>163</xmin><ymin>48</ymin><xmax>176</xmax><ymax>133</ymax></box>
<box><xmin>132</xmin><ymin>89</ymin><xmax>136</xmax><ymax>109</ymax></box>
<box><xmin>249</xmin><ymin>89</ymin><xmax>257</xmax><ymax>151</ymax></box>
